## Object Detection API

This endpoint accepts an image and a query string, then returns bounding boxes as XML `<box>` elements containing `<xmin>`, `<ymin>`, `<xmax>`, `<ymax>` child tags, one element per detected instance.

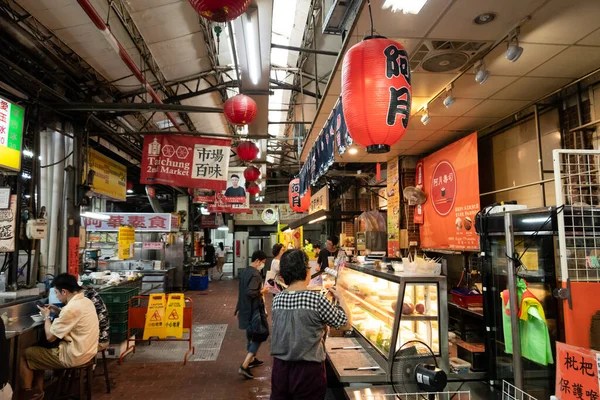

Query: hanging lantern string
<box><xmin>367</xmin><ymin>0</ymin><xmax>374</xmax><ymax>37</ymax></box>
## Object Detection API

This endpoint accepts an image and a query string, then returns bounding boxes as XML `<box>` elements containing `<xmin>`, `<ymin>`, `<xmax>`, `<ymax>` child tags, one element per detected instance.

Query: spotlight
<box><xmin>443</xmin><ymin>86</ymin><xmax>455</xmax><ymax>108</ymax></box>
<box><xmin>348</xmin><ymin>147</ymin><xmax>358</xmax><ymax>155</ymax></box>
<box><xmin>420</xmin><ymin>108</ymin><xmax>430</xmax><ymax>126</ymax></box>
<box><xmin>506</xmin><ymin>29</ymin><xmax>523</xmax><ymax>62</ymax></box>
<box><xmin>474</xmin><ymin>60</ymin><xmax>490</xmax><ymax>84</ymax></box>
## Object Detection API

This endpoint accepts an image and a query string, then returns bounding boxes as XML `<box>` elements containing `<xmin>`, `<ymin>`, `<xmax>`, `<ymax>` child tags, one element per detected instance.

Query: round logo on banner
<box><xmin>261</xmin><ymin>208</ymin><xmax>278</xmax><ymax>225</ymax></box>
<box><xmin>430</xmin><ymin>160</ymin><xmax>457</xmax><ymax>216</ymax></box>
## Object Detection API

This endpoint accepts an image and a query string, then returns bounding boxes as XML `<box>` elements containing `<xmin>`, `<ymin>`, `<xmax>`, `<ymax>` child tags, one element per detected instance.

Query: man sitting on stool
<box><xmin>20</xmin><ymin>274</ymin><xmax>99</xmax><ymax>400</ymax></box>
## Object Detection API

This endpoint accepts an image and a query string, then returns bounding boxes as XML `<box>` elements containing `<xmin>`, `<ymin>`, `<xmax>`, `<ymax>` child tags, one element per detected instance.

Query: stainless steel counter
<box><xmin>326</xmin><ymin>336</ymin><xmax>388</xmax><ymax>384</ymax></box>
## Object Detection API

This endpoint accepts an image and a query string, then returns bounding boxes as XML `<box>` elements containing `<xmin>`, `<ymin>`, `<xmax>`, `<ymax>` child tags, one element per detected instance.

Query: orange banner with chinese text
<box><xmin>555</xmin><ymin>342</ymin><xmax>599</xmax><ymax>400</ymax></box>
<box><xmin>419</xmin><ymin>133</ymin><xmax>480</xmax><ymax>250</ymax></box>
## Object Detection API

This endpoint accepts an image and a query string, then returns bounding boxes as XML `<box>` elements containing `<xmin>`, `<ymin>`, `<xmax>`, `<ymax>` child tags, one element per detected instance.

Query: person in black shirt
<box><xmin>204</xmin><ymin>238</ymin><xmax>216</xmax><ymax>280</ymax></box>
<box><xmin>225</xmin><ymin>174</ymin><xmax>246</xmax><ymax>197</ymax></box>
<box><xmin>316</xmin><ymin>235</ymin><xmax>339</xmax><ymax>273</ymax></box>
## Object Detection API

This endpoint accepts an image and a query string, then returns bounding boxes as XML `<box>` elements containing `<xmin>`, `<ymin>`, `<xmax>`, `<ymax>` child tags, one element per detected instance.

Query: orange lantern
<box><xmin>189</xmin><ymin>0</ymin><xmax>250</xmax><ymax>23</ymax></box>
<box><xmin>289</xmin><ymin>178</ymin><xmax>310</xmax><ymax>213</ymax></box>
<box><xmin>247</xmin><ymin>183</ymin><xmax>260</xmax><ymax>196</ymax></box>
<box><xmin>342</xmin><ymin>36</ymin><xmax>412</xmax><ymax>154</ymax></box>
<box><xmin>223</xmin><ymin>94</ymin><xmax>258</xmax><ymax>125</ymax></box>
<box><xmin>243</xmin><ymin>165</ymin><xmax>260</xmax><ymax>182</ymax></box>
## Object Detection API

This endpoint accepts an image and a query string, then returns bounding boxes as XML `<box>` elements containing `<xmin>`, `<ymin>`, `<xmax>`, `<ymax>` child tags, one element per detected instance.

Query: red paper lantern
<box><xmin>243</xmin><ymin>166</ymin><xmax>260</xmax><ymax>182</ymax></box>
<box><xmin>126</xmin><ymin>181</ymin><xmax>134</xmax><ymax>191</ymax></box>
<box><xmin>289</xmin><ymin>178</ymin><xmax>310</xmax><ymax>213</ymax></box>
<box><xmin>236</xmin><ymin>141</ymin><xmax>259</xmax><ymax>162</ymax></box>
<box><xmin>189</xmin><ymin>0</ymin><xmax>250</xmax><ymax>23</ymax></box>
<box><xmin>247</xmin><ymin>183</ymin><xmax>260</xmax><ymax>196</ymax></box>
<box><xmin>223</xmin><ymin>94</ymin><xmax>258</xmax><ymax>125</ymax></box>
<box><xmin>342</xmin><ymin>37</ymin><xmax>412</xmax><ymax>154</ymax></box>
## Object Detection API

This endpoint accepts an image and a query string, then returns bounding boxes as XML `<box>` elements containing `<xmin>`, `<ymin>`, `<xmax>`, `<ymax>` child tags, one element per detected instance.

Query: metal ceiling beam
<box><xmin>51</xmin><ymin>103</ymin><xmax>223</xmax><ymax>113</ymax></box>
<box><xmin>269</xmin><ymin>79</ymin><xmax>321</xmax><ymax>99</ymax></box>
<box><xmin>107</xmin><ymin>0</ymin><xmax>196</xmax><ymax>132</ymax></box>
<box><xmin>271</xmin><ymin>43</ymin><xmax>339</xmax><ymax>57</ymax></box>
<box><xmin>164</xmin><ymin>81</ymin><xmax>238</xmax><ymax>103</ymax></box>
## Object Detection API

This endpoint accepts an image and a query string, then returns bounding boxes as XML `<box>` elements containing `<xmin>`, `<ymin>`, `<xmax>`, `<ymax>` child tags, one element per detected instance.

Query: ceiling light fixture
<box><xmin>474</xmin><ymin>60</ymin><xmax>490</xmax><ymax>84</ymax></box>
<box><xmin>348</xmin><ymin>147</ymin><xmax>358</xmax><ymax>155</ymax></box>
<box><xmin>217</xmin><ymin>225</ymin><xmax>229</xmax><ymax>231</ymax></box>
<box><xmin>80</xmin><ymin>211</ymin><xmax>110</xmax><ymax>221</ymax></box>
<box><xmin>473</xmin><ymin>12</ymin><xmax>497</xmax><ymax>25</ymax></box>
<box><xmin>23</xmin><ymin>149</ymin><xmax>34</xmax><ymax>158</ymax></box>
<box><xmin>244</xmin><ymin>8</ymin><xmax>261</xmax><ymax>85</ymax></box>
<box><xmin>506</xmin><ymin>28</ymin><xmax>523</xmax><ymax>62</ymax></box>
<box><xmin>127</xmin><ymin>189</ymin><xmax>134</xmax><ymax>194</ymax></box>
<box><xmin>382</xmin><ymin>0</ymin><xmax>428</xmax><ymax>14</ymax></box>
<box><xmin>443</xmin><ymin>85</ymin><xmax>455</xmax><ymax>108</ymax></box>
<box><xmin>420</xmin><ymin>107</ymin><xmax>431</xmax><ymax>126</ymax></box>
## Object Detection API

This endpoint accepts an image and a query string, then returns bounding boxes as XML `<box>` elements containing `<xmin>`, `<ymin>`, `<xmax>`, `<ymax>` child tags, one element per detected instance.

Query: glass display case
<box><xmin>336</xmin><ymin>264</ymin><xmax>449</xmax><ymax>371</ymax></box>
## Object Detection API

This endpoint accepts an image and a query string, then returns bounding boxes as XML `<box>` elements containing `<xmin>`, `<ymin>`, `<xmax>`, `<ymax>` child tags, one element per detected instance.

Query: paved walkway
<box><xmin>92</xmin><ymin>278</ymin><xmax>273</xmax><ymax>399</ymax></box>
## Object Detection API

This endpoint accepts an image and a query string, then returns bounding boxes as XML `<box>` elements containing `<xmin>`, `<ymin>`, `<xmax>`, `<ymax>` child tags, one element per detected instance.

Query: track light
<box><xmin>420</xmin><ymin>108</ymin><xmax>430</xmax><ymax>126</ymax></box>
<box><xmin>474</xmin><ymin>60</ymin><xmax>490</xmax><ymax>84</ymax></box>
<box><xmin>506</xmin><ymin>29</ymin><xmax>523</xmax><ymax>62</ymax></box>
<box><xmin>348</xmin><ymin>147</ymin><xmax>358</xmax><ymax>155</ymax></box>
<box><xmin>443</xmin><ymin>86</ymin><xmax>455</xmax><ymax>108</ymax></box>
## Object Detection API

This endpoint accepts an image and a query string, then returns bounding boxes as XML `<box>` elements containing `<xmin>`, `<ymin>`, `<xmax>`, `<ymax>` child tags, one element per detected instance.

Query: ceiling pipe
<box><xmin>75</xmin><ymin>0</ymin><xmax>183</xmax><ymax>132</ymax></box>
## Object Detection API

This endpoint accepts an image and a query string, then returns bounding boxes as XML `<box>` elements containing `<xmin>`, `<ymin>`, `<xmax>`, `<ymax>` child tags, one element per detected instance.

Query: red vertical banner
<box><xmin>387</xmin><ymin>158</ymin><xmax>400</xmax><ymax>256</ymax></box>
<box><xmin>419</xmin><ymin>133</ymin><xmax>480</xmax><ymax>250</ymax></box>
<box><xmin>414</xmin><ymin>160</ymin><xmax>424</xmax><ymax>225</ymax></box>
<box><xmin>68</xmin><ymin>237</ymin><xmax>80</xmax><ymax>276</ymax></box>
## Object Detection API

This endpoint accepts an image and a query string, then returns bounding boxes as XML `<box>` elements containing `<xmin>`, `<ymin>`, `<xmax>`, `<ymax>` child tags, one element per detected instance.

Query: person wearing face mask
<box><xmin>235</xmin><ymin>250</ymin><xmax>269</xmax><ymax>379</ymax></box>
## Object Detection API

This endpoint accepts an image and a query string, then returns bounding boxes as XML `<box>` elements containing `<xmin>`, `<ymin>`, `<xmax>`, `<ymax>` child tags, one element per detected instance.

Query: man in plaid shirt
<box><xmin>270</xmin><ymin>249</ymin><xmax>351</xmax><ymax>400</ymax></box>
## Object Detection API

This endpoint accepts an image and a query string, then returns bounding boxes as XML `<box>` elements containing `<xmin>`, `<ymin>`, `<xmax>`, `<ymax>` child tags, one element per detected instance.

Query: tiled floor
<box><xmin>91</xmin><ymin>278</ymin><xmax>274</xmax><ymax>400</ymax></box>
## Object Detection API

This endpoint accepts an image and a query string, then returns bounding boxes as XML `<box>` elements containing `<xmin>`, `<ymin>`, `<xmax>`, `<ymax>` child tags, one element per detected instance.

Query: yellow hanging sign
<box><xmin>165</xmin><ymin>294</ymin><xmax>185</xmax><ymax>338</ymax></box>
<box><xmin>143</xmin><ymin>294</ymin><xmax>166</xmax><ymax>340</ymax></box>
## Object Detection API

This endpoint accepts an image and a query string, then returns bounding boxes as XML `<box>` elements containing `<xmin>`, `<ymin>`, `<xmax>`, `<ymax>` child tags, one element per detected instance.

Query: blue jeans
<box><xmin>246</xmin><ymin>330</ymin><xmax>261</xmax><ymax>355</ymax></box>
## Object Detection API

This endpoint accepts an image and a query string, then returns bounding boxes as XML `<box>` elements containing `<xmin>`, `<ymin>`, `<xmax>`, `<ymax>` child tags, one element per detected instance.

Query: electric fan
<box><xmin>390</xmin><ymin>340</ymin><xmax>447</xmax><ymax>399</ymax></box>
<box><xmin>403</xmin><ymin>186</ymin><xmax>427</xmax><ymax>205</ymax></box>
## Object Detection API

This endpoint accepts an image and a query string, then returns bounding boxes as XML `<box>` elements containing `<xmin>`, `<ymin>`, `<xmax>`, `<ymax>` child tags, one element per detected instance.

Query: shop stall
<box><xmin>83</xmin><ymin>212</ymin><xmax>183</xmax><ymax>293</ymax></box>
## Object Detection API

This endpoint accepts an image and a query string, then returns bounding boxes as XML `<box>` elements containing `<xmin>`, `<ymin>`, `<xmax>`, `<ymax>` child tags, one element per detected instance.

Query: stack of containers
<box><xmin>99</xmin><ymin>286</ymin><xmax>140</xmax><ymax>343</ymax></box>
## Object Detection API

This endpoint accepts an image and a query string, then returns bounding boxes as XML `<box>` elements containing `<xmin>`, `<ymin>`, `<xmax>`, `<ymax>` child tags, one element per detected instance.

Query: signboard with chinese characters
<box><xmin>555</xmin><ymin>342</ymin><xmax>599</xmax><ymax>400</ymax></box>
<box><xmin>87</xmin><ymin>149</ymin><xmax>127</xmax><ymax>201</ymax></box>
<box><xmin>308</xmin><ymin>186</ymin><xmax>329</xmax><ymax>215</ymax></box>
<box><xmin>387</xmin><ymin>158</ymin><xmax>400</xmax><ymax>256</ymax></box>
<box><xmin>140</xmin><ymin>134</ymin><xmax>231</xmax><ymax>190</ymax></box>
<box><xmin>235</xmin><ymin>204</ymin><xmax>305</xmax><ymax>225</ymax></box>
<box><xmin>83</xmin><ymin>213</ymin><xmax>176</xmax><ymax>232</ymax></box>
<box><xmin>143</xmin><ymin>242</ymin><xmax>164</xmax><ymax>250</ymax></box>
<box><xmin>419</xmin><ymin>133</ymin><xmax>480</xmax><ymax>251</ymax></box>
<box><xmin>0</xmin><ymin>195</ymin><xmax>16</xmax><ymax>252</ymax></box>
<box><xmin>0</xmin><ymin>96</ymin><xmax>24</xmax><ymax>172</ymax></box>
<box><xmin>118</xmin><ymin>226</ymin><xmax>135</xmax><ymax>259</ymax></box>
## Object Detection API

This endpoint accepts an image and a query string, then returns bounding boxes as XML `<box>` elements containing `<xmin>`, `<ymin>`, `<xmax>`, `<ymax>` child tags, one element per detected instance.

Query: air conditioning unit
<box><xmin>410</xmin><ymin>40</ymin><xmax>492</xmax><ymax>73</ymax></box>
<box><xmin>321</xmin><ymin>0</ymin><xmax>360</xmax><ymax>35</ymax></box>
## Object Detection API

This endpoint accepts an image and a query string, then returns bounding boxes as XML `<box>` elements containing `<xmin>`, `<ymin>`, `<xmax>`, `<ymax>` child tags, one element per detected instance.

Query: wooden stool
<box><xmin>53</xmin><ymin>359</ymin><xmax>94</xmax><ymax>400</ymax></box>
<box><xmin>96</xmin><ymin>349</ymin><xmax>111</xmax><ymax>394</ymax></box>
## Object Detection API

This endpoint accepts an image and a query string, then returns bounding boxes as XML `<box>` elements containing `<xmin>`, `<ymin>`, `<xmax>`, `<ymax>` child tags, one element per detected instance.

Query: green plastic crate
<box><xmin>110</xmin><ymin>328</ymin><xmax>136</xmax><ymax>344</ymax></box>
<box><xmin>105</xmin><ymin>302</ymin><xmax>129</xmax><ymax>314</ymax></box>
<box><xmin>99</xmin><ymin>287</ymin><xmax>139</xmax><ymax>304</ymax></box>
<box><xmin>109</xmin><ymin>321</ymin><xmax>128</xmax><ymax>335</ymax></box>
<box><xmin>108</xmin><ymin>311</ymin><xmax>128</xmax><ymax>324</ymax></box>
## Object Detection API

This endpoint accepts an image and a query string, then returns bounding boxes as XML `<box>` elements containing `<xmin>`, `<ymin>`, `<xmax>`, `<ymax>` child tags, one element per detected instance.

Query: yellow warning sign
<box><xmin>143</xmin><ymin>294</ymin><xmax>166</xmax><ymax>340</ymax></box>
<box><xmin>165</xmin><ymin>293</ymin><xmax>184</xmax><ymax>338</ymax></box>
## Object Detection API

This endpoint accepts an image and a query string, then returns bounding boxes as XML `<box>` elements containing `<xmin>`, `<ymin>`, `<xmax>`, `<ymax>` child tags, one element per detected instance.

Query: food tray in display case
<box><xmin>336</xmin><ymin>263</ymin><xmax>449</xmax><ymax>372</ymax></box>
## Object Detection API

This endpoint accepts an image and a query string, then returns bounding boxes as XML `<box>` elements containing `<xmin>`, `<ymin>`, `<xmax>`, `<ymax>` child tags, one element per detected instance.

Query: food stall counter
<box><xmin>326</xmin><ymin>336</ymin><xmax>388</xmax><ymax>383</ymax></box>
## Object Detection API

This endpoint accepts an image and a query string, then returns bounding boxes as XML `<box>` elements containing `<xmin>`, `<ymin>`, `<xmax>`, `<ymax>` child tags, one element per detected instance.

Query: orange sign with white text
<box><xmin>555</xmin><ymin>342</ymin><xmax>599</xmax><ymax>400</ymax></box>
<box><xmin>419</xmin><ymin>133</ymin><xmax>480</xmax><ymax>250</ymax></box>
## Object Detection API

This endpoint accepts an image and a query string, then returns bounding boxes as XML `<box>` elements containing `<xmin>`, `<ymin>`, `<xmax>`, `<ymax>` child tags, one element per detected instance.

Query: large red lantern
<box><xmin>289</xmin><ymin>178</ymin><xmax>310</xmax><ymax>213</ymax></box>
<box><xmin>223</xmin><ymin>94</ymin><xmax>258</xmax><ymax>125</ymax></box>
<box><xmin>342</xmin><ymin>37</ymin><xmax>412</xmax><ymax>154</ymax></box>
<box><xmin>243</xmin><ymin>166</ymin><xmax>260</xmax><ymax>182</ymax></box>
<box><xmin>247</xmin><ymin>183</ymin><xmax>260</xmax><ymax>196</ymax></box>
<box><xmin>236</xmin><ymin>141</ymin><xmax>259</xmax><ymax>162</ymax></box>
<box><xmin>189</xmin><ymin>0</ymin><xmax>250</xmax><ymax>23</ymax></box>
